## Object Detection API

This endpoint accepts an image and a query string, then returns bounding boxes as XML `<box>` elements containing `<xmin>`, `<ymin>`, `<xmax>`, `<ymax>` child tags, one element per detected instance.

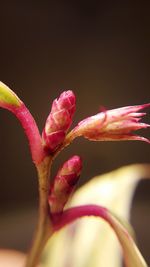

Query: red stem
<box><xmin>52</xmin><ymin>205</ymin><xmax>109</xmax><ymax>231</ymax></box>
<box><xmin>10</xmin><ymin>103</ymin><xmax>46</xmax><ymax>164</ymax></box>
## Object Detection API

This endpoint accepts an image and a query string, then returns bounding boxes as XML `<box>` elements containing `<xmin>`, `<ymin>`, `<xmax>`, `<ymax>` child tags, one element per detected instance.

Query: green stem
<box><xmin>25</xmin><ymin>156</ymin><xmax>53</xmax><ymax>267</ymax></box>
<box><xmin>25</xmin><ymin>135</ymin><xmax>73</xmax><ymax>267</ymax></box>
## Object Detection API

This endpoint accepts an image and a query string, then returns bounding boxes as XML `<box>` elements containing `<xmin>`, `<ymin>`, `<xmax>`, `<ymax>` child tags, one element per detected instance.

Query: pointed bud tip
<box><xmin>58</xmin><ymin>90</ymin><xmax>76</xmax><ymax>116</ymax></box>
<box><xmin>68</xmin><ymin>155</ymin><xmax>82</xmax><ymax>174</ymax></box>
<box><xmin>139</xmin><ymin>103</ymin><xmax>150</xmax><ymax>109</ymax></box>
<box><xmin>132</xmin><ymin>136</ymin><xmax>150</xmax><ymax>144</ymax></box>
<box><xmin>60</xmin><ymin>90</ymin><xmax>75</xmax><ymax>102</ymax></box>
<box><xmin>61</xmin><ymin>155</ymin><xmax>82</xmax><ymax>177</ymax></box>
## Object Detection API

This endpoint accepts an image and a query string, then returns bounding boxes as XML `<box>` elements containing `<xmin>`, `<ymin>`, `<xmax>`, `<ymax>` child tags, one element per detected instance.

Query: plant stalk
<box><xmin>25</xmin><ymin>156</ymin><xmax>53</xmax><ymax>267</ymax></box>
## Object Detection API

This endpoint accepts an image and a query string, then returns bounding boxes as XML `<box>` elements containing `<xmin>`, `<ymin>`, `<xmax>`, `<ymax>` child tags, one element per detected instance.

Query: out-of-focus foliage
<box><xmin>43</xmin><ymin>164</ymin><xmax>150</xmax><ymax>267</ymax></box>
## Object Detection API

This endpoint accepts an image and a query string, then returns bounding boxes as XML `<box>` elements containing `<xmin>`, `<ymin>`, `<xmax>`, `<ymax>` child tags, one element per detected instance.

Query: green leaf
<box><xmin>43</xmin><ymin>164</ymin><xmax>150</xmax><ymax>267</ymax></box>
<box><xmin>0</xmin><ymin>82</ymin><xmax>21</xmax><ymax>107</ymax></box>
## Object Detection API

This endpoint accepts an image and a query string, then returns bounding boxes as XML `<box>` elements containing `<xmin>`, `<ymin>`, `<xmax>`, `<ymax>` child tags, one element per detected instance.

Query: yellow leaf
<box><xmin>0</xmin><ymin>82</ymin><xmax>21</xmax><ymax>107</ymax></box>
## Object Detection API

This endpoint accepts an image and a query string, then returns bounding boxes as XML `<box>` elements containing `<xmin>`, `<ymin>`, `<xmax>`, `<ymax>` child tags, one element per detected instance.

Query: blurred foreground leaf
<box><xmin>43</xmin><ymin>164</ymin><xmax>150</xmax><ymax>267</ymax></box>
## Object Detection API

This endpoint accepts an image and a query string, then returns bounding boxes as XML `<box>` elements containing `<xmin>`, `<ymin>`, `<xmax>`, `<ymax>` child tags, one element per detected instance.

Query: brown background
<box><xmin>0</xmin><ymin>1</ymin><xmax>150</xmax><ymax>265</ymax></box>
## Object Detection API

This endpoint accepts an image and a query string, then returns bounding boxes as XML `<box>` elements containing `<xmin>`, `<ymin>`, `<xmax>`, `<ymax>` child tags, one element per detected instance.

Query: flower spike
<box><xmin>68</xmin><ymin>104</ymin><xmax>150</xmax><ymax>144</ymax></box>
<box><xmin>49</xmin><ymin>155</ymin><xmax>82</xmax><ymax>214</ymax></box>
<box><xmin>42</xmin><ymin>90</ymin><xmax>76</xmax><ymax>153</ymax></box>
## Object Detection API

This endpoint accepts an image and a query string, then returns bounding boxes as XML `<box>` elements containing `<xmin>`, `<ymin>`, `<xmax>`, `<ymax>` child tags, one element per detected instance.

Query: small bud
<box><xmin>70</xmin><ymin>104</ymin><xmax>150</xmax><ymax>143</ymax></box>
<box><xmin>42</xmin><ymin>90</ymin><xmax>76</xmax><ymax>153</ymax></box>
<box><xmin>49</xmin><ymin>155</ymin><xmax>82</xmax><ymax>214</ymax></box>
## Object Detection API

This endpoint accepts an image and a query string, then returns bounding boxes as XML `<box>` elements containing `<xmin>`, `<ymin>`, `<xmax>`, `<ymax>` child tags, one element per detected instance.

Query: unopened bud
<box><xmin>49</xmin><ymin>155</ymin><xmax>82</xmax><ymax>214</ymax></box>
<box><xmin>69</xmin><ymin>104</ymin><xmax>150</xmax><ymax>143</ymax></box>
<box><xmin>42</xmin><ymin>90</ymin><xmax>76</xmax><ymax>153</ymax></box>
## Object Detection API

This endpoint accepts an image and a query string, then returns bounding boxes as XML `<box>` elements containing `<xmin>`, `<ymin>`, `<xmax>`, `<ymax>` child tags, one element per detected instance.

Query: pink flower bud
<box><xmin>70</xmin><ymin>103</ymin><xmax>150</xmax><ymax>143</ymax></box>
<box><xmin>49</xmin><ymin>155</ymin><xmax>82</xmax><ymax>214</ymax></box>
<box><xmin>42</xmin><ymin>90</ymin><xmax>76</xmax><ymax>153</ymax></box>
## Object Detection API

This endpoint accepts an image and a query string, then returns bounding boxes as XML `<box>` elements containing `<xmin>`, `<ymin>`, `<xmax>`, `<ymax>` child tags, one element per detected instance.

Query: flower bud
<box><xmin>49</xmin><ymin>155</ymin><xmax>82</xmax><ymax>214</ymax></box>
<box><xmin>42</xmin><ymin>90</ymin><xmax>76</xmax><ymax>153</ymax></box>
<box><xmin>69</xmin><ymin>103</ymin><xmax>150</xmax><ymax>143</ymax></box>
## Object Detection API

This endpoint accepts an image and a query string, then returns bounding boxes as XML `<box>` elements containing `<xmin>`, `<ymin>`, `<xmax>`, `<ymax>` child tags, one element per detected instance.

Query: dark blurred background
<box><xmin>0</xmin><ymin>0</ymin><xmax>150</xmax><ymax>264</ymax></box>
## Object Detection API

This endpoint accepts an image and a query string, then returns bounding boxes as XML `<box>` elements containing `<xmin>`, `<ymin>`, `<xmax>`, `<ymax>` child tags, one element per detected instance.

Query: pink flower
<box><xmin>49</xmin><ymin>155</ymin><xmax>82</xmax><ymax>214</ymax></box>
<box><xmin>42</xmin><ymin>90</ymin><xmax>76</xmax><ymax>153</ymax></box>
<box><xmin>70</xmin><ymin>104</ymin><xmax>150</xmax><ymax>143</ymax></box>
